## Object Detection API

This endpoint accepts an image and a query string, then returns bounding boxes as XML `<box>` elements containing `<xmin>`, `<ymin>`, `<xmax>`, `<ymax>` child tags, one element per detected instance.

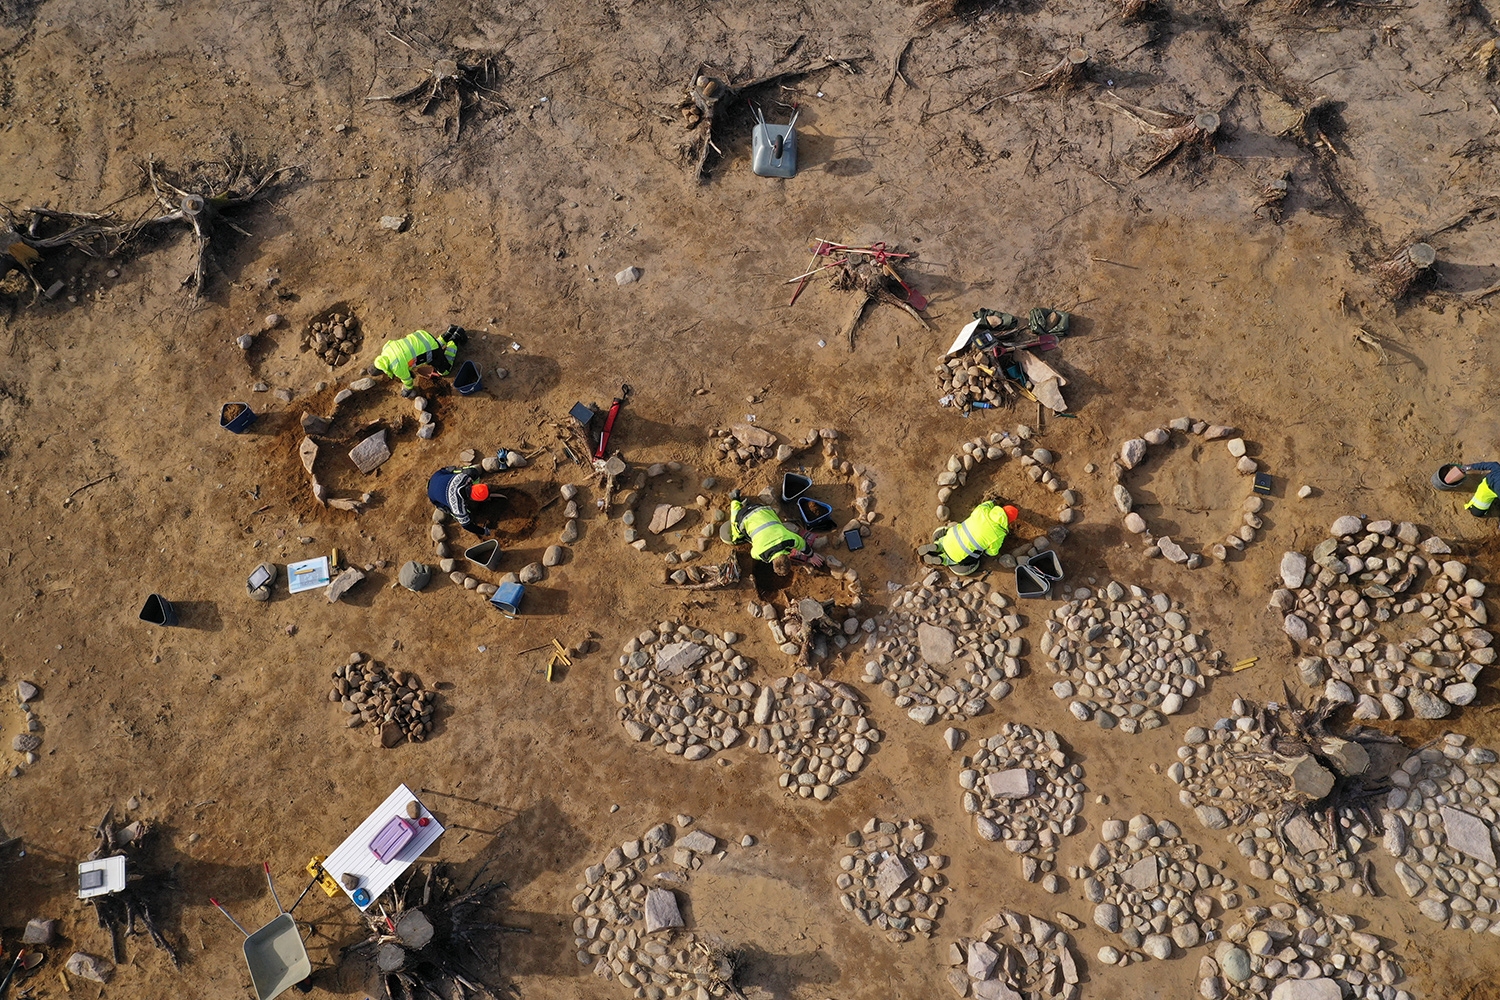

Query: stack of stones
<box><xmin>754</xmin><ymin>671</ymin><xmax>874</xmax><ymax>801</ymax></box>
<box><xmin>1115</xmin><ymin>420</ymin><xmax>1262</xmax><ymax>566</ymax></box>
<box><xmin>933</xmin><ymin>428</ymin><xmax>1077</xmax><ymax>531</ymax></box>
<box><xmin>1171</xmin><ymin>700</ymin><xmax>1361</xmax><ymax>896</ymax></box>
<box><xmin>572</xmin><ymin>819</ymin><xmax>740</xmax><ymax>997</ymax></box>
<box><xmin>834</xmin><ymin>817</ymin><xmax>949</xmax><ymax>943</ymax></box>
<box><xmin>1200</xmin><ymin>905</ymin><xmax>1409</xmax><ymax>1000</ymax></box>
<box><xmin>1273</xmin><ymin>516</ymin><xmax>1489</xmax><ymax>721</ymax></box>
<box><xmin>327</xmin><ymin>652</ymin><xmax>438</xmax><ymax>746</ymax></box>
<box><xmin>709</xmin><ymin>423</ymin><xmax>795</xmax><ymax>466</ymax></box>
<box><xmin>1042</xmin><ymin>583</ymin><xmax>1219</xmax><ymax>733</ymax></box>
<box><xmin>1384</xmin><ymin>732</ymin><xmax>1500</xmax><ymax>935</ymax></box>
<box><xmin>934</xmin><ymin>352</ymin><xmax>1008</xmax><ymax>411</ymax></box>
<box><xmin>946</xmin><ymin>910</ymin><xmax>1082</xmax><ymax>1000</ymax></box>
<box><xmin>1084</xmin><ymin>814</ymin><xmax>1229</xmax><ymax>967</ymax></box>
<box><xmin>864</xmin><ymin>574</ymin><xmax>1024</xmax><ymax>725</ymax></box>
<box><xmin>302</xmin><ymin>309</ymin><xmax>361</xmax><ymax>366</ymax></box>
<box><xmin>959</xmin><ymin>724</ymin><xmax>1084</xmax><ymax>887</ymax></box>
<box><xmin>10</xmin><ymin>680</ymin><xmax>42</xmax><ymax>776</ymax></box>
<box><xmin>759</xmin><ymin>598</ymin><xmax>870</xmax><ymax>662</ymax></box>
<box><xmin>614</xmin><ymin>625</ymin><xmax>753</xmax><ymax>763</ymax></box>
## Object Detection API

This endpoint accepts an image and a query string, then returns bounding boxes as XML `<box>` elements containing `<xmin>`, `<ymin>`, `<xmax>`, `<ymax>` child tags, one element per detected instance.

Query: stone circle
<box><xmin>1114</xmin><ymin>419</ymin><xmax>1266</xmax><ymax>567</ymax></box>
<box><xmin>959</xmin><ymin>723</ymin><xmax>1085</xmax><ymax>875</ymax></box>
<box><xmin>946</xmin><ymin>909</ymin><xmax>1082</xmax><ymax>1000</ymax></box>
<box><xmin>1080</xmin><ymin>813</ymin><xmax>1229</xmax><ymax>965</ymax></box>
<box><xmin>834</xmin><ymin>817</ymin><xmax>949</xmax><ymax>944</ymax></box>
<box><xmin>1042</xmin><ymin>583</ymin><xmax>1220</xmax><ymax>733</ymax></box>
<box><xmin>1271</xmin><ymin>517</ymin><xmax>1489</xmax><ymax>720</ymax></box>
<box><xmin>1171</xmin><ymin>698</ymin><xmax>1365</xmax><ymax>897</ymax></box>
<box><xmin>614</xmin><ymin>624</ymin><xmax>875</xmax><ymax>799</ymax></box>
<box><xmin>571</xmin><ymin>818</ymin><xmax>741</xmax><ymax>997</ymax></box>
<box><xmin>1384</xmin><ymin>732</ymin><xmax>1500</xmax><ymax>935</ymax></box>
<box><xmin>865</xmin><ymin>573</ymin><xmax>1025</xmax><ymax>724</ymax></box>
<box><xmin>930</xmin><ymin>428</ymin><xmax>1078</xmax><ymax>543</ymax></box>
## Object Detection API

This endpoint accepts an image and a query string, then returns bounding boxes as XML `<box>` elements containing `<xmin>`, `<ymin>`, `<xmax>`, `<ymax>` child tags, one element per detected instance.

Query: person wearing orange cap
<box><xmin>918</xmin><ymin>500</ymin><xmax>1019</xmax><ymax>576</ymax></box>
<box><xmin>427</xmin><ymin>466</ymin><xmax>492</xmax><ymax>536</ymax></box>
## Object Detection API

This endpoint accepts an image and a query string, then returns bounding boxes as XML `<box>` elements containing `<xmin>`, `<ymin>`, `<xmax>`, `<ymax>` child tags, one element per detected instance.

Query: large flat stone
<box><xmin>677</xmin><ymin>830</ymin><xmax>718</xmax><ymax>854</ymax></box>
<box><xmin>984</xmin><ymin>768</ymin><xmax>1035</xmax><ymax>800</ymax></box>
<box><xmin>1123</xmin><ymin>856</ymin><xmax>1158</xmax><ymax>890</ymax></box>
<box><xmin>649</xmin><ymin>503</ymin><xmax>686</xmax><ymax>533</ymax></box>
<box><xmin>1441</xmin><ymin>806</ymin><xmax>1496</xmax><ymax>866</ymax></box>
<box><xmin>875</xmin><ymin>854</ymin><xmax>912</xmax><ymax>900</ymax></box>
<box><xmin>973</xmin><ymin>982</ymin><xmax>1021</xmax><ymax>1000</ymax></box>
<box><xmin>1270</xmin><ymin>979</ymin><xmax>1342</xmax><ymax>1000</ymax></box>
<box><xmin>966</xmin><ymin>939</ymin><xmax>999</xmax><ymax>980</ymax></box>
<box><xmin>645</xmin><ymin>888</ymin><xmax>684</xmax><ymax>933</ymax></box>
<box><xmin>348</xmin><ymin>430</ymin><xmax>390</xmax><ymax>474</ymax></box>
<box><xmin>730</xmin><ymin>422</ymin><xmax>777</xmax><ymax>448</ymax></box>
<box><xmin>918</xmin><ymin>623</ymin><xmax>957</xmax><ymax>665</ymax></box>
<box><xmin>1282</xmin><ymin>813</ymin><xmax>1329</xmax><ymax>855</ymax></box>
<box><xmin>1280</xmin><ymin>551</ymin><xmax>1307</xmax><ymax>589</ymax></box>
<box><xmin>656</xmin><ymin>641</ymin><xmax>707</xmax><ymax>676</ymax></box>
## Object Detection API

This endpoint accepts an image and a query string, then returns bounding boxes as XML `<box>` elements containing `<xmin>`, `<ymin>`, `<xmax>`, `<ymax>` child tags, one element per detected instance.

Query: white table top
<box><xmin>322</xmin><ymin>784</ymin><xmax>444</xmax><ymax>911</ymax></box>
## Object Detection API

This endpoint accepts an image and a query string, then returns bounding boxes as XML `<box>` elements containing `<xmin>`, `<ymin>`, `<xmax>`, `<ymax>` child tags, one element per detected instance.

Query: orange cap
<box><xmin>1002</xmin><ymin>505</ymin><xmax>1020</xmax><ymax>525</ymax></box>
<box><xmin>470</xmin><ymin>483</ymin><xmax>490</xmax><ymax>502</ymax></box>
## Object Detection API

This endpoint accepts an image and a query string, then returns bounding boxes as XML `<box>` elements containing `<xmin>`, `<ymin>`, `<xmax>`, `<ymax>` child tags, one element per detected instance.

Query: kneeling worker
<box><xmin>723</xmin><ymin>491</ymin><xmax>807</xmax><ymax>576</ymax></box>
<box><xmin>374</xmin><ymin>325</ymin><xmax>467</xmax><ymax>398</ymax></box>
<box><xmin>1438</xmin><ymin>462</ymin><xmax>1500</xmax><ymax>517</ymax></box>
<box><xmin>428</xmin><ymin>465</ymin><xmax>491</xmax><ymax>537</ymax></box>
<box><xmin>919</xmin><ymin>500</ymin><xmax>1019</xmax><ymax>576</ymax></box>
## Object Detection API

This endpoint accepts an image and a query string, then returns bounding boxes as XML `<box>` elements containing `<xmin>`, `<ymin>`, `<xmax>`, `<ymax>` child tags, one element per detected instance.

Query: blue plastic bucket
<box><xmin>454</xmin><ymin>360</ymin><xmax>483</xmax><ymax>395</ymax></box>
<box><xmin>139</xmin><ymin>594</ymin><xmax>179</xmax><ymax>626</ymax></box>
<box><xmin>490</xmin><ymin>582</ymin><xmax>524</xmax><ymax>616</ymax></box>
<box><xmin>797</xmin><ymin>497</ymin><xmax>835</xmax><ymax>531</ymax></box>
<box><xmin>220</xmin><ymin>402</ymin><xmax>257</xmax><ymax>433</ymax></box>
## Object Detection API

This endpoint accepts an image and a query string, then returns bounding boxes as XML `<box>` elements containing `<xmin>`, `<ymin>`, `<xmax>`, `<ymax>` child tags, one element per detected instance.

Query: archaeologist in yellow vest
<box><xmin>373</xmin><ymin>325</ymin><xmax>466</xmax><ymax>397</ymax></box>
<box><xmin>919</xmin><ymin>500</ymin><xmax>1019</xmax><ymax>576</ymax></box>
<box><xmin>722</xmin><ymin>492</ymin><xmax>807</xmax><ymax>575</ymax></box>
<box><xmin>1438</xmin><ymin>462</ymin><xmax>1500</xmax><ymax>517</ymax></box>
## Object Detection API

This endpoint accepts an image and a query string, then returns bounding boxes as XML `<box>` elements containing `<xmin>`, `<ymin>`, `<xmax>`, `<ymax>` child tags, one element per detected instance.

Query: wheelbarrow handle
<box><xmin>263</xmin><ymin>861</ymin><xmax>286</xmax><ymax>914</ymax></box>
<box><xmin>209</xmin><ymin>898</ymin><xmax>251</xmax><ymax>938</ymax></box>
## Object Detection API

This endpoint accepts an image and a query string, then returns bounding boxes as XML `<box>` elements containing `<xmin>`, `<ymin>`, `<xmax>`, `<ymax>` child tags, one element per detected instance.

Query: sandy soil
<box><xmin>4</xmin><ymin>0</ymin><xmax>1500</xmax><ymax>997</ymax></box>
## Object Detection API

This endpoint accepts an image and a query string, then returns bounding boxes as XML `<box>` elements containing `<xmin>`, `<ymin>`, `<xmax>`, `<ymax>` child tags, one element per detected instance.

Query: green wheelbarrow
<box><xmin>211</xmin><ymin>862</ymin><xmax>313</xmax><ymax>1000</ymax></box>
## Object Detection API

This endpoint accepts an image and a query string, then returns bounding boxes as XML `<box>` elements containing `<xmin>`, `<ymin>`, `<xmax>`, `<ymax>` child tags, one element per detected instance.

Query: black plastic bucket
<box><xmin>220</xmin><ymin>402</ymin><xmax>257</xmax><ymax>433</ymax></box>
<box><xmin>798</xmin><ymin>497</ymin><xmax>835</xmax><ymax>531</ymax></box>
<box><xmin>139</xmin><ymin>594</ymin><xmax>179</xmax><ymax>626</ymax></box>
<box><xmin>1433</xmin><ymin>464</ymin><xmax>1468</xmax><ymax>492</ymax></box>
<box><xmin>1028</xmin><ymin>549</ymin><xmax>1063</xmax><ymax>582</ymax></box>
<box><xmin>1016</xmin><ymin>565</ymin><xmax>1049</xmax><ymax>599</ymax></box>
<box><xmin>464</xmin><ymin>538</ymin><xmax>503</xmax><ymax>570</ymax></box>
<box><xmin>781</xmin><ymin>473</ymin><xmax>812</xmax><ymax>502</ymax></box>
<box><xmin>454</xmin><ymin>360</ymin><xmax>483</xmax><ymax>395</ymax></box>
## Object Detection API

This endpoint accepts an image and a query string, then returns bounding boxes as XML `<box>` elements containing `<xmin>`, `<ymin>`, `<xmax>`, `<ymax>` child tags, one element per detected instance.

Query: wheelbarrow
<box><xmin>210</xmin><ymin>863</ymin><xmax>314</xmax><ymax>1000</ymax></box>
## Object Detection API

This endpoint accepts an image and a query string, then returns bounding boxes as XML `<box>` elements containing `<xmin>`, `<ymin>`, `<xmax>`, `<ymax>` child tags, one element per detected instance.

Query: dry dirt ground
<box><xmin>4</xmin><ymin>0</ymin><xmax>1500</xmax><ymax>998</ymax></box>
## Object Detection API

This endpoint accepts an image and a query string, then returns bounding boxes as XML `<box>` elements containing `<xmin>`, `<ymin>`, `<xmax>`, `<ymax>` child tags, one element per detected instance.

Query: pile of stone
<box><xmin>761</xmin><ymin>597</ymin><xmax>869</xmax><ymax>664</ymax></box>
<box><xmin>9</xmin><ymin>680</ymin><xmax>42</xmax><ymax>776</ymax></box>
<box><xmin>572</xmin><ymin>818</ymin><xmax>741</xmax><ymax>997</ymax></box>
<box><xmin>863</xmin><ymin>573</ymin><xmax>1024</xmax><ymax>724</ymax></box>
<box><xmin>834</xmin><ymin>817</ymin><xmax>949</xmax><ymax>944</ymax></box>
<box><xmin>1083</xmin><ymin>814</ymin><xmax>1230</xmax><ymax>966</ymax></box>
<box><xmin>1200</xmin><ymin>904</ymin><xmax>1409</xmax><ymax>1000</ymax></box>
<box><xmin>946</xmin><ymin>910</ymin><xmax>1082</xmax><ymax>1000</ymax></box>
<box><xmin>614</xmin><ymin>623</ymin><xmax>754</xmax><ymax>761</ymax></box>
<box><xmin>1273</xmin><ymin>516</ymin><xmax>1489</xmax><ymax>720</ymax></box>
<box><xmin>1171</xmin><ymin>699</ymin><xmax>1365</xmax><ymax>897</ymax></box>
<box><xmin>1042</xmin><ymin>583</ymin><xmax>1219</xmax><ymax>733</ymax></box>
<box><xmin>753</xmin><ymin>670</ymin><xmax>875</xmax><ymax>801</ymax></box>
<box><xmin>301</xmin><ymin>308</ymin><xmax>362</xmax><ymax>366</ymax></box>
<box><xmin>709</xmin><ymin>422</ymin><xmax>796</xmax><ymax>465</ymax></box>
<box><xmin>326</xmin><ymin>651</ymin><xmax>438</xmax><ymax>747</ymax></box>
<box><xmin>960</xmin><ymin>723</ymin><xmax>1084</xmax><ymax>881</ymax></box>
<box><xmin>932</xmin><ymin>428</ymin><xmax>1078</xmax><ymax>531</ymax></box>
<box><xmin>1115</xmin><ymin>420</ymin><xmax>1264</xmax><ymax>566</ymax></box>
<box><xmin>1384</xmin><ymin>731</ymin><xmax>1500</xmax><ymax>935</ymax></box>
